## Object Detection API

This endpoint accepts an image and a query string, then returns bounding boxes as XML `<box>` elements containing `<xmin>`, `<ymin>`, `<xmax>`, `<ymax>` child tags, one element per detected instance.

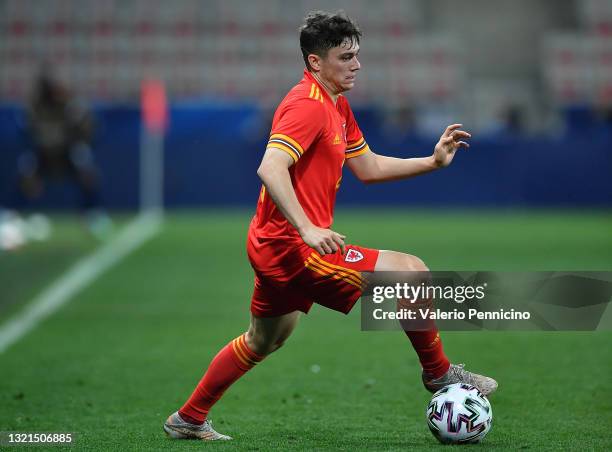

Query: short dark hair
<box><xmin>299</xmin><ymin>11</ymin><xmax>361</xmax><ymax>70</ymax></box>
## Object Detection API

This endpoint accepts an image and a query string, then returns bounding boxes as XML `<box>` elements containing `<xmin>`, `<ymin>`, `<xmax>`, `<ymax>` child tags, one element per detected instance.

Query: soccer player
<box><xmin>164</xmin><ymin>11</ymin><xmax>497</xmax><ymax>441</ymax></box>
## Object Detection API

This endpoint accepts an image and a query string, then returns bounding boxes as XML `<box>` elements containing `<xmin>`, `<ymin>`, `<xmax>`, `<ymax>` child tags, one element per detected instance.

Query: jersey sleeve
<box><xmin>342</xmin><ymin>100</ymin><xmax>370</xmax><ymax>159</ymax></box>
<box><xmin>267</xmin><ymin>99</ymin><xmax>323</xmax><ymax>163</ymax></box>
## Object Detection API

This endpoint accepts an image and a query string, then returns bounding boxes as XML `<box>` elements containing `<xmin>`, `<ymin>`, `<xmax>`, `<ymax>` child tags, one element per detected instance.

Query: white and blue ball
<box><xmin>426</xmin><ymin>383</ymin><xmax>493</xmax><ymax>444</ymax></box>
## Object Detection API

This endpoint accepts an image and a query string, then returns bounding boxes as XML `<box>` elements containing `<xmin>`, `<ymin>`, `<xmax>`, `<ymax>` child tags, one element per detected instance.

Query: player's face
<box><xmin>318</xmin><ymin>38</ymin><xmax>361</xmax><ymax>94</ymax></box>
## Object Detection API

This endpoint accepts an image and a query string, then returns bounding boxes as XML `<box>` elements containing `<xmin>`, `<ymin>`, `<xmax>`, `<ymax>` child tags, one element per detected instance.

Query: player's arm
<box><xmin>257</xmin><ymin>148</ymin><xmax>346</xmax><ymax>255</ymax></box>
<box><xmin>347</xmin><ymin>124</ymin><xmax>471</xmax><ymax>184</ymax></box>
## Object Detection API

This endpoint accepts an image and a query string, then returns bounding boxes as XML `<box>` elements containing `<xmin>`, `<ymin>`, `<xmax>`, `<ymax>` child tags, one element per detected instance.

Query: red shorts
<box><xmin>249</xmin><ymin>242</ymin><xmax>380</xmax><ymax>317</ymax></box>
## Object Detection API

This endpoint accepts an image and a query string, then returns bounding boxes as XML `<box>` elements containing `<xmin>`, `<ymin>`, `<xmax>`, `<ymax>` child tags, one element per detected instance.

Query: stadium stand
<box><xmin>0</xmin><ymin>0</ymin><xmax>610</xmax><ymax>210</ymax></box>
<box><xmin>541</xmin><ymin>0</ymin><xmax>612</xmax><ymax>107</ymax></box>
<box><xmin>0</xmin><ymin>0</ymin><xmax>456</xmax><ymax>104</ymax></box>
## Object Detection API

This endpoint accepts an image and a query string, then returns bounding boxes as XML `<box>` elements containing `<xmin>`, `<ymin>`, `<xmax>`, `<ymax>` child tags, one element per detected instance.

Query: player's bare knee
<box><xmin>245</xmin><ymin>329</ymin><xmax>268</xmax><ymax>355</ymax></box>
<box><xmin>408</xmin><ymin>255</ymin><xmax>429</xmax><ymax>273</ymax></box>
<box><xmin>268</xmin><ymin>339</ymin><xmax>286</xmax><ymax>353</ymax></box>
<box><xmin>391</xmin><ymin>252</ymin><xmax>429</xmax><ymax>272</ymax></box>
<box><xmin>249</xmin><ymin>338</ymin><xmax>272</xmax><ymax>356</ymax></box>
<box><xmin>246</xmin><ymin>329</ymin><xmax>276</xmax><ymax>356</ymax></box>
<box><xmin>396</xmin><ymin>254</ymin><xmax>430</xmax><ymax>288</ymax></box>
<box><xmin>378</xmin><ymin>250</ymin><xmax>429</xmax><ymax>272</ymax></box>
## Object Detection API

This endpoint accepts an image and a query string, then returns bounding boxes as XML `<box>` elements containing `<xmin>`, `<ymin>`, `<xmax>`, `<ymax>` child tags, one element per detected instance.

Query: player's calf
<box><xmin>245</xmin><ymin>311</ymin><xmax>300</xmax><ymax>355</ymax></box>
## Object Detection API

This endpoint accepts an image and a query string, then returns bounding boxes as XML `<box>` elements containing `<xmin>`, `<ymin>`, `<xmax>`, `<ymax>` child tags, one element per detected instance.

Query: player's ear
<box><xmin>308</xmin><ymin>54</ymin><xmax>322</xmax><ymax>72</ymax></box>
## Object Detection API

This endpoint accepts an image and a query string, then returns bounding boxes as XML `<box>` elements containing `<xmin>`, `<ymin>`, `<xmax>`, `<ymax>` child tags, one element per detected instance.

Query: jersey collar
<box><xmin>303</xmin><ymin>69</ymin><xmax>335</xmax><ymax>105</ymax></box>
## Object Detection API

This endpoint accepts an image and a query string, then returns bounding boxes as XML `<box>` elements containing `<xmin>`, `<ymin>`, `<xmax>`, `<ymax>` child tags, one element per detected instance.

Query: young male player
<box><xmin>164</xmin><ymin>11</ymin><xmax>497</xmax><ymax>441</ymax></box>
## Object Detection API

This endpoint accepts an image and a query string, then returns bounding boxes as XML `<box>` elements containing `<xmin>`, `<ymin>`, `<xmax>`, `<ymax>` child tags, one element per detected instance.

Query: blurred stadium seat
<box><xmin>1</xmin><ymin>0</ymin><xmax>604</xmax><ymax>120</ymax></box>
<box><xmin>0</xmin><ymin>0</ymin><xmax>610</xmax><ymax>210</ymax></box>
<box><xmin>0</xmin><ymin>0</ymin><xmax>458</xmax><ymax>105</ymax></box>
<box><xmin>543</xmin><ymin>33</ymin><xmax>612</xmax><ymax>107</ymax></box>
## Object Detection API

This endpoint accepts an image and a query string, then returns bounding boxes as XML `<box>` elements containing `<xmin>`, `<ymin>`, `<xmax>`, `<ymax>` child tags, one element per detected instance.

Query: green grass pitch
<box><xmin>1</xmin><ymin>210</ymin><xmax>611</xmax><ymax>450</ymax></box>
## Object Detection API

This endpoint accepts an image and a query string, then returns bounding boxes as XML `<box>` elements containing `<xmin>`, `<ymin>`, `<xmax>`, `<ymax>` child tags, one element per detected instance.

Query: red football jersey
<box><xmin>248</xmin><ymin>69</ymin><xmax>370</xmax><ymax>277</ymax></box>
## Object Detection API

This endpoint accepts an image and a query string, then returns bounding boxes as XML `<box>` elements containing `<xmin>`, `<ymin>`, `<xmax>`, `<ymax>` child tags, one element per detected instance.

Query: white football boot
<box><xmin>163</xmin><ymin>412</ymin><xmax>232</xmax><ymax>441</ymax></box>
<box><xmin>423</xmin><ymin>363</ymin><xmax>498</xmax><ymax>396</ymax></box>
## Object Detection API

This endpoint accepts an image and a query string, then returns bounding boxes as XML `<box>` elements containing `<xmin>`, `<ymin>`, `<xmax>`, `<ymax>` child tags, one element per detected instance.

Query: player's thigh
<box><xmin>374</xmin><ymin>250</ymin><xmax>428</xmax><ymax>272</ymax></box>
<box><xmin>368</xmin><ymin>250</ymin><xmax>430</xmax><ymax>287</ymax></box>
<box><xmin>246</xmin><ymin>311</ymin><xmax>300</xmax><ymax>353</ymax></box>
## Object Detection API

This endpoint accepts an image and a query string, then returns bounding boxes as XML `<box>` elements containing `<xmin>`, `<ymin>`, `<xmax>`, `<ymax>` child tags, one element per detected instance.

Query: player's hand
<box><xmin>433</xmin><ymin>124</ymin><xmax>471</xmax><ymax>168</ymax></box>
<box><xmin>298</xmin><ymin>224</ymin><xmax>346</xmax><ymax>256</ymax></box>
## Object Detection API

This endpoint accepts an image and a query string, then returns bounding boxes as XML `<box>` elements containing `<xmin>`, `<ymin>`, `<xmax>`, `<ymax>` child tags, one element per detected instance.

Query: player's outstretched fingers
<box><xmin>442</xmin><ymin>136</ymin><xmax>455</xmax><ymax>146</ymax></box>
<box><xmin>442</xmin><ymin>124</ymin><xmax>463</xmax><ymax>137</ymax></box>
<box><xmin>452</xmin><ymin>130</ymin><xmax>471</xmax><ymax>140</ymax></box>
<box><xmin>457</xmin><ymin>141</ymin><xmax>470</xmax><ymax>148</ymax></box>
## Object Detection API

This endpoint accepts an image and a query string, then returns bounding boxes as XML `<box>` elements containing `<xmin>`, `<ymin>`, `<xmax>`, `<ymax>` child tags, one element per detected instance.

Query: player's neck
<box><xmin>311</xmin><ymin>72</ymin><xmax>339</xmax><ymax>104</ymax></box>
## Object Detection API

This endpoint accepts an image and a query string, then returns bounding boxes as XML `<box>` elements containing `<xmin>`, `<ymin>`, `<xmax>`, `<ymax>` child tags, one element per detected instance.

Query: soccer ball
<box><xmin>426</xmin><ymin>383</ymin><xmax>493</xmax><ymax>444</ymax></box>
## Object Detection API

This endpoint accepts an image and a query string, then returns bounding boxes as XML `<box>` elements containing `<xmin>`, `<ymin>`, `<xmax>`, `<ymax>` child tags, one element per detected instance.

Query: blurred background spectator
<box><xmin>19</xmin><ymin>69</ymin><xmax>103</xmax><ymax>212</ymax></box>
<box><xmin>12</xmin><ymin>67</ymin><xmax>110</xmax><ymax>238</ymax></box>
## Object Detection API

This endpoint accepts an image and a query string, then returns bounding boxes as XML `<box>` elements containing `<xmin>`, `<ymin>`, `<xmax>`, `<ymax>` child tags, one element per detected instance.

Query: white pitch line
<box><xmin>0</xmin><ymin>212</ymin><xmax>163</xmax><ymax>354</ymax></box>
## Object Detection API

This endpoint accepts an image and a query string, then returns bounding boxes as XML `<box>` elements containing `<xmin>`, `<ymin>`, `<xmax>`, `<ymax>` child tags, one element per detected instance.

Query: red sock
<box><xmin>405</xmin><ymin>329</ymin><xmax>450</xmax><ymax>378</ymax></box>
<box><xmin>179</xmin><ymin>333</ymin><xmax>264</xmax><ymax>424</ymax></box>
<box><xmin>397</xmin><ymin>295</ymin><xmax>450</xmax><ymax>378</ymax></box>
